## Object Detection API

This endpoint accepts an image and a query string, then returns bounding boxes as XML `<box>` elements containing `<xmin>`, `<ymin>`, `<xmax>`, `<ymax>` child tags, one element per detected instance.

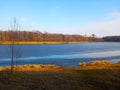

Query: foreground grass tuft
<box><xmin>78</xmin><ymin>60</ymin><xmax>120</xmax><ymax>70</ymax></box>
<box><xmin>2</xmin><ymin>64</ymin><xmax>62</xmax><ymax>71</ymax></box>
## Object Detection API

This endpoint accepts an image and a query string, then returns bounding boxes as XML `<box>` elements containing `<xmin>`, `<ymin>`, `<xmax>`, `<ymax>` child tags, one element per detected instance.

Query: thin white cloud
<box><xmin>109</xmin><ymin>12</ymin><xmax>120</xmax><ymax>18</ymax></box>
<box><xmin>67</xmin><ymin>12</ymin><xmax>120</xmax><ymax>37</ymax></box>
<box><xmin>19</xmin><ymin>17</ymin><xmax>27</xmax><ymax>22</ymax></box>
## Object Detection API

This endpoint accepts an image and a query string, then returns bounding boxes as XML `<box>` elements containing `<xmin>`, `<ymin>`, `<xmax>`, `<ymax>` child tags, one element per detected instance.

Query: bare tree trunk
<box><xmin>11</xmin><ymin>41</ymin><xmax>14</xmax><ymax>72</ymax></box>
<box><xmin>9</xmin><ymin>18</ymin><xmax>18</xmax><ymax>72</ymax></box>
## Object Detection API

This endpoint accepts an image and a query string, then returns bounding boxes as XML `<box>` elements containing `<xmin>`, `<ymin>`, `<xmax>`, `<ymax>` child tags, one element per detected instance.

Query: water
<box><xmin>0</xmin><ymin>42</ymin><xmax>120</xmax><ymax>67</ymax></box>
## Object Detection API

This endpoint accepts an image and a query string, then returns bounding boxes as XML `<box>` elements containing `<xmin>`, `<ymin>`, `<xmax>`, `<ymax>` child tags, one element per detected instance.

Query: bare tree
<box><xmin>9</xmin><ymin>18</ymin><xmax>19</xmax><ymax>72</ymax></box>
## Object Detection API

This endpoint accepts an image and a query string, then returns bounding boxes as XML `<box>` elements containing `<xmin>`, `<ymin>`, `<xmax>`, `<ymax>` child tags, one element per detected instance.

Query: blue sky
<box><xmin>0</xmin><ymin>0</ymin><xmax>120</xmax><ymax>36</ymax></box>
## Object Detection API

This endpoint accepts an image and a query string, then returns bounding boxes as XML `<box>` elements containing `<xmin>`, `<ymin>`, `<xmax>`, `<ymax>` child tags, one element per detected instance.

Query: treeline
<box><xmin>103</xmin><ymin>36</ymin><xmax>120</xmax><ymax>42</ymax></box>
<box><xmin>0</xmin><ymin>30</ymin><xmax>103</xmax><ymax>42</ymax></box>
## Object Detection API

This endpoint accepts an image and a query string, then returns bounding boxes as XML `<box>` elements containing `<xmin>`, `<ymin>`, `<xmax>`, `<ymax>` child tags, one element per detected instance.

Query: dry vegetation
<box><xmin>0</xmin><ymin>60</ymin><xmax>120</xmax><ymax>90</ymax></box>
<box><xmin>78</xmin><ymin>60</ymin><xmax>120</xmax><ymax>70</ymax></box>
<box><xmin>3</xmin><ymin>64</ymin><xmax>62</xmax><ymax>72</ymax></box>
<box><xmin>118</xmin><ymin>60</ymin><xmax>120</xmax><ymax>64</ymax></box>
<box><xmin>78</xmin><ymin>60</ymin><xmax>112</xmax><ymax>67</ymax></box>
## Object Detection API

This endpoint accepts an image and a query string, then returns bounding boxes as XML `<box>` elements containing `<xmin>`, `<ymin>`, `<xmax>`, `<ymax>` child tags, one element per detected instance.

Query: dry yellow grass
<box><xmin>117</xmin><ymin>60</ymin><xmax>120</xmax><ymax>64</ymax></box>
<box><xmin>78</xmin><ymin>60</ymin><xmax>112</xmax><ymax>66</ymax></box>
<box><xmin>0</xmin><ymin>67</ymin><xmax>3</xmax><ymax>71</ymax></box>
<box><xmin>2</xmin><ymin>64</ymin><xmax>62</xmax><ymax>71</ymax></box>
<box><xmin>1</xmin><ymin>60</ymin><xmax>120</xmax><ymax>72</ymax></box>
<box><xmin>0</xmin><ymin>41</ymin><xmax>62</xmax><ymax>44</ymax></box>
<box><xmin>0</xmin><ymin>41</ymin><xmax>88</xmax><ymax>44</ymax></box>
<box><xmin>78</xmin><ymin>60</ymin><xmax>120</xmax><ymax>70</ymax></box>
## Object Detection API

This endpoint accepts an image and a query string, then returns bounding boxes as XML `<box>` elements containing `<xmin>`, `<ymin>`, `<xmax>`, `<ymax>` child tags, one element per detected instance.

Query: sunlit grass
<box><xmin>0</xmin><ymin>41</ymin><xmax>88</xmax><ymax>44</ymax></box>
<box><xmin>2</xmin><ymin>64</ymin><xmax>62</xmax><ymax>71</ymax></box>
<box><xmin>78</xmin><ymin>60</ymin><xmax>120</xmax><ymax>70</ymax></box>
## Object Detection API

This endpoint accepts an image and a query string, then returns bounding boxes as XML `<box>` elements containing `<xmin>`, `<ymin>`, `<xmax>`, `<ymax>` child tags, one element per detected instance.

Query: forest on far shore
<box><xmin>0</xmin><ymin>30</ymin><xmax>119</xmax><ymax>42</ymax></box>
<box><xmin>103</xmin><ymin>36</ymin><xmax>120</xmax><ymax>42</ymax></box>
<box><xmin>0</xmin><ymin>31</ymin><xmax>103</xmax><ymax>42</ymax></box>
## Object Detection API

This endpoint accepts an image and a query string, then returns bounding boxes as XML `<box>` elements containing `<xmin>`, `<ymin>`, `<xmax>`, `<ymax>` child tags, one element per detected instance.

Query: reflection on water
<box><xmin>83</xmin><ymin>50</ymin><xmax>120</xmax><ymax>57</ymax></box>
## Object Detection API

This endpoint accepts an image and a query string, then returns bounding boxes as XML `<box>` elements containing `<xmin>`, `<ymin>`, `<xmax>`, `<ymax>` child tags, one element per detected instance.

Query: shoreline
<box><xmin>0</xmin><ymin>60</ymin><xmax>120</xmax><ymax>71</ymax></box>
<box><xmin>0</xmin><ymin>41</ymin><xmax>88</xmax><ymax>45</ymax></box>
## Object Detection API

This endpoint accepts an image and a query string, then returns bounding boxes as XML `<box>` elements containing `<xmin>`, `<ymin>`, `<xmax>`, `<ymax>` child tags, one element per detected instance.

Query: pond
<box><xmin>0</xmin><ymin>42</ymin><xmax>120</xmax><ymax>67</ymax></box>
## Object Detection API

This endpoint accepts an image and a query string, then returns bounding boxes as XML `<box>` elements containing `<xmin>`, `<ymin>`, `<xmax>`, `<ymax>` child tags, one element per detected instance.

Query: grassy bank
<box><xmin>0</xmin><ymin>61</ymin><xmax>120</xmax><ymax>90</ymax></box>
<box><xmin>78</xmin><ymin>60</ymin><xmax>120</xmax><ymax>70</ymax></box>
<box><xmin>0</xmin><ymin>41</ymin><xmax>88</xmax><ymax>44</ymax></box>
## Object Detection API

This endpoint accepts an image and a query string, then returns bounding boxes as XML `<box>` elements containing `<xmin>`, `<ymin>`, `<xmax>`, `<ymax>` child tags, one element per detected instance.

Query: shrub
<box><xmin>4</xmin><ymin>66</ymin><xmax>11</xmax><ymax>70</ymax></box>
<box><xmin>0</xmin><ymin>66</ymin><xmax>3</xmax><ymax>71</ymax></box>
<box><xmin>89</xmin><ymin>60</ymin><xmax>112</xmax><ymax>66</ymax></box>
<box><xmin>78</xmin><ymin>62</ymin><xmax>87</xmax><ymax>67</ymax></box>
<box><xmin>117</xmin><ymin>61</ymin><xmax>120</xmax><ymax>64</ymax></box>
<box><xmin>78</xmin><ymin>60</ymin><xmax>112</xmax><ymax>67</ymax></box>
